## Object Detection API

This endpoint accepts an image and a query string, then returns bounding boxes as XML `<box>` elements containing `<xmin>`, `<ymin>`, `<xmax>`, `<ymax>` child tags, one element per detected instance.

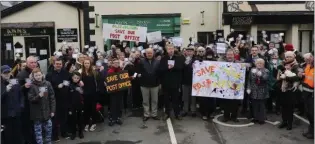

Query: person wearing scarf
<box><xmin>247</xmin><ymin>58</ymin><xmax>269</xmax><ymax>124</ymax></box>
<box><xmin>277</xmin><ymin>51</ymin><xmax>301</xmax><ymax>130</ymax></box>
<box><xmin>28</xmin><ymin>68</ymin><xmax>56</xmax><ymax>144</ymax></box>
<box><xmin>266</xmin><ymin>49</ymin><xmax>282</xmax><ymax>114</ymax></box>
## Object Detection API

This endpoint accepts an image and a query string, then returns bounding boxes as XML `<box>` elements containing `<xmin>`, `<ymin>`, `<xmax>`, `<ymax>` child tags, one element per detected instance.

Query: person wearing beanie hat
<box><xmin>277</xmin><ymin>50</ymin><xmax>301</xmax><ymax>130</ymax></box>
<box><xmin>1</xmin><ymin>64</ymin><xmax>24</xmax><ymax>144</ymax></box>
<box><xmin>284</xmin><ymin>44</ymin><xmax>304</xmax><ymax>63</ymax></box>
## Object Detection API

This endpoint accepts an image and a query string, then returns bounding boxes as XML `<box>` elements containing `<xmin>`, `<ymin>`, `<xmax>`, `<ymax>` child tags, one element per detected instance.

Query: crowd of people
<box><xmin>1</xmin><ymin>33</ymin><xmax>314</xmax><ymax>144</ymax></box>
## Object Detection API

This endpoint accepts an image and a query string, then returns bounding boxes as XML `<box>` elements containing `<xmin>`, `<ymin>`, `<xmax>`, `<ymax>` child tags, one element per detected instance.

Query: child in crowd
<box><xmin>68</xmin><ymin>72</ymin><xmax>84</xmax><ymax>140</ymax></box>
<box><xmin>28</xmin><ymin>68</ymin><xmax>56</xmax><ymax>144</ymax></box>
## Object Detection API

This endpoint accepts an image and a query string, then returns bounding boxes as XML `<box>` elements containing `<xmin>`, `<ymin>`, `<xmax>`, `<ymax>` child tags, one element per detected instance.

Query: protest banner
<box><xmin>191</xmin><ymin>61</ymin><xmax>246</xmax><ymax>100</ymax></box>
<box><xmin>103</xmin><ymin>23</ymin><xmax>147</xmax><ymax>42</ymax></box>
<box><xmin>105</xmin><ymin>70</ymin><xmax>132</xmax><ymax>93</ymax></box>
<box><xmin>147</xmin><ymin>31</ymin><xmax>162</xmax><ymax>44</ymax></box>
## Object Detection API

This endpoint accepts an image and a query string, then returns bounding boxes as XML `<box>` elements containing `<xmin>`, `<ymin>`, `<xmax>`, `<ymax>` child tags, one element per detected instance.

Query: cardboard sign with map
<box><xmin>105</xmin><ymin>70</ymin><xmax>132</xmax><ymax>93</ymax></box>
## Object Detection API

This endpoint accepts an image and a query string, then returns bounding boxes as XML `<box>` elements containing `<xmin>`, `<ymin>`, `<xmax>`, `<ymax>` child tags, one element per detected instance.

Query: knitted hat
<box><xmin>284</xmin><ymin>44</ymin><xmax>294</xmax><ymax>51</ymax></box>
<box><xmin>1</xmin><ymin>65</ymin><xmax>11</xmax><ymax>73</ymax></box>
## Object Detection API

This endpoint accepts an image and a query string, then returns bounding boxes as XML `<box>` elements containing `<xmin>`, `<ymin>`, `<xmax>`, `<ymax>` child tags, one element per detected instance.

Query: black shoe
<box><xmin>191</xmin><ymin>112</ymin><xmax>197</xmax><ymax>117</ymax></box>
<box><xmin>175</xmin><ymin>115</ymin><xmax>183</xmax><ymax>120</ymax></box>
<box><xmin>222</xmin><ymin>118</ymin><xmax>229</xmax><ymax>122</ymax></box>
<box><xmin>181</xmin><ymin>112</ymin><xmax>188</xmax><ymax>117</ymax></box>
<box><xmin>303</xmin><ymin>131</ymin><xmax>310</xmax><ymax>137</ymax></box>
<box><xmin>53</xmin><ymin>137</ymin><xmax>60</xmax><ymax>143</ymax></box>
<box><xmin>278</xmin><ymin>122</ymin><xmax>287</xmax><ymax>129</ymax></box>
<box><xmin>143</xmin><ymin>117</ymin><xmax>149</xmax><ymax>121</ymax></box>
<box><xmin>251</xmin><ymin>119</ymin><xmax>258</xmax><ymax>123</ymax></box>
<box><xmin>61</xmin><ymin>133</ymin><xmax>70</xmax><ymax>139</ymax></box>
<box><xmin>258</xmin><ymin>121</ymin><xmax>265</xmax><ymax>125</ymax></box>
<box><xmin>286</xmin><ymin>125</ymin><xmax>292</xmax><ymax>130</ymax></box>
<box><xmin>232</xmin><ymin>119</ymin><xmax>239</xmax><ymax>123</ymax></box>
<box><xmin>163</xmin><ymin>115</ymin><xmax>170</xmax><ymax>121</ymax></box>
<box><xmin>70</xmin><ymin>134</ymin><xmax>76</xmax><ymax>140</ymax></box>
<box><xmin>108</xmin><ymin>120</ymin><xmax>114</xmax><ymax>126</ymax></box>
<box><xmin>152</xmin><ymin>116</ymin><xmax>160</xmax><ymax>120</ymax></box>
<box><xmin>305</xmin><ymin>133</ymin><xmax>314</xmax><ymax>139</ymax></box>
<box><xmin>79</xmin><ymin>132</ymin><xmax>84</xmax><ymax>139</ymax></box>
<box><xmin>116</xmin><ymin>119</ymin><xmax>123</xmax><ymax>125</ymax></box>
<box><xmin>276</xmin><ymin>111</ymin><xmax>281</xmax><ymax>115</ymax></box>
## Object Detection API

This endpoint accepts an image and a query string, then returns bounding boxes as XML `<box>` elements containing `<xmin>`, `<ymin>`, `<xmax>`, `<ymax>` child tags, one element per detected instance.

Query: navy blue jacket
<box><xmin>1</xmin><ymin>78</ymin><xmax>24</xmax><ymax>118</ymax></box>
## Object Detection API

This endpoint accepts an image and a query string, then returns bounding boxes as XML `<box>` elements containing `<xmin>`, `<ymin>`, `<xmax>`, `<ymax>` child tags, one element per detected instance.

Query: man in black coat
<box><xmin>159</xmin><ymin>44</ymin><xmax>184</xmax><ymax>120</ymax></box>
<box><xmin>16</xmin><ymin>56</ymin><xmax>38</xmax><ymax>144</ymax></box>
<box><xmin>45</xmin><ymin>58</ymin><xmax>71</xmax><ymax>141</ymax></box>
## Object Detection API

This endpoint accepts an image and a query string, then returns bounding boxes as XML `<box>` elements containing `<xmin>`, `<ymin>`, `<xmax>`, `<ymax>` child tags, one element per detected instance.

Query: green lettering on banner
<box><xmin>105</xmin><ymin>70</ymin><xmax>132</xmax><ymax>93</ymax></box>
<box><xmin>112</xmin><ymin>24</ymin><xmax>138</xmax><ymax>30</ymax></box>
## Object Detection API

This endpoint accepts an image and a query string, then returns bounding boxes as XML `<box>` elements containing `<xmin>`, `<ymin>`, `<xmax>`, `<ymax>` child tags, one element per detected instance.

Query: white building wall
<box><xmin>89</xmin><ymin>2</ymin><xmax>221</xmax><ymax>50</ymax></box>
<box><xmin>1</xmin><ymin>2</ymin><xmax>83</xmax><ymax>55</ymax></box>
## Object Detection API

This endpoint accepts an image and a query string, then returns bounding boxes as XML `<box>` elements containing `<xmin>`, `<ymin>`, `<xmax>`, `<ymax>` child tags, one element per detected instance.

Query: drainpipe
<box><xmin>218</xmin><ymin>2</ymin><xmax>222</xmax><ymax>30</ymax></box>
<box><xmin>77</xmin><ymin>2</ymin><xmax>82</xmax><ymax>51</ymax></box>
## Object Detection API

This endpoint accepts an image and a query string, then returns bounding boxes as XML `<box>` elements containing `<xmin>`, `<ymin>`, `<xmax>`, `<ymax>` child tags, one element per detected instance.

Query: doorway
<box><xmin>1</xmin><ymin>36</ymin><xmax>14</xmax><ymax>67</ymax></box>
<box><xmin>24</xmin><ymin>36</ymin><xmax>50</xmax><ymax>61</ymax></box>
<box><xmin>25</xmin><ymin>36</ymin><xmax>50</xmax><ymax>74</ymax></box>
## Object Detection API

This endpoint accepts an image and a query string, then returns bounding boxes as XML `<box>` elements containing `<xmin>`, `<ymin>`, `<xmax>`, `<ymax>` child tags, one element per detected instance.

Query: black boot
<box><xmin>278</xmin><ymin>122</ymin><xmax>287</xmax><ymax>129</ymax></box>
<box><xmin>108</xmin><ymin>118</ymin><xmax>114</xmax><ymax>126</ymax></box>
<box><xmin>79</xmin><ymin>132</ymin><xmax>84</xmax><ymax>139</ymax></box>
<box><xmin>116</xmin><ymin>118</ymin><xmax>123</xmax><ymax>125</ymax></box>
<box><xmin>70</xmin><ymin>133</ymin><xmax>76</xmax><ymax>140</ymax></box>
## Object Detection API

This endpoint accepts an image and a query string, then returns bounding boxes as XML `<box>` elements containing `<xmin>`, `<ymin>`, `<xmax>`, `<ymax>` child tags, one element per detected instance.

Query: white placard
<box><xmin>216</xmin><ymin>43</ymin><xmax>226</xmax><ymax>54</ymax></box>
<box><xmin>63</xmin><ymin>80</ymin><xmax>70</xmax><ymax>86</ymax></box>
<box><xmin>39</xmin><ymin>87</ymin><xmax>47</xmax><ymax>93</ymax></box>
<box><xmin>147</xmin><ymin>31</ymin><xmax>162</xmax><ymax>44</ymax></box>
<box><xmin>6</xmin><ymin>43</ymin><xmax>11</xmax><ymax>51</ymax></box>
<box><xmin>39</xmin><ymin>49</ymin><xmax>47</xmax><ymax>55</ymax></box>
<box><xmin>103</xmin><ymin>23</ymin><xmax>147</xmax><ymax>42</ymax></box>
<box><xmin>9</xmin><ymin>79</ymin><xmax>18</xmax><ymax>85</ymax></box>
<box><xmin>133</xmin><ymin>72</ymin><xmax>138</xmax><ymax>78</ymax></box>
<box><xmin>29</xmin><ymin>48</ymin><xmax>36</xmax><ymax>54</ymax></box>
<box><xmin>168</xmin><ymin>60</ymin><xmax>175</xmax><ymax>66</ymax></box>
<box><xmin>170</xmin><ymin>37</ymin><xmax>183</xmax><ymax>47</ymax></box>
<box><xmin>15</xmin><ymin>48</ymin><xmax>23</xmax><ymax>53</ymax></box>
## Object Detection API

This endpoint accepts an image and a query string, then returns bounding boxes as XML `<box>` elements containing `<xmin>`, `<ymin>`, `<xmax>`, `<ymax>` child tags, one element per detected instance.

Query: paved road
<box><xmin>59</xmin><ymin>110</ymin><xmax>313</xmax><ymax>144</ymax></box>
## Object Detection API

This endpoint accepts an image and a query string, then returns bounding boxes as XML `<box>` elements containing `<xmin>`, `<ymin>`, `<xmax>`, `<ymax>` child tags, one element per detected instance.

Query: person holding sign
<box><xmin>220</xmin><ymin>49</ymin><xmax>242</xmax><ymax>122</ymax></box>
<box><xmin>28</xmin><ymin>68</ymin><xmax>56</xmax><ymax>144</ymax></box>
<box><xmin>107</xmin><ymin>58</ymin><xmax>125</xmax><ymax>126</ymax></box>
<box><xmin>159</xmin><ymin>43</ymin><xmax>185</xmax><ymax>120</ymax></box>
<box><xmin>1</xmin><ymin>65</ymin><xmax>24</xmax><ymax>144</ymax></box>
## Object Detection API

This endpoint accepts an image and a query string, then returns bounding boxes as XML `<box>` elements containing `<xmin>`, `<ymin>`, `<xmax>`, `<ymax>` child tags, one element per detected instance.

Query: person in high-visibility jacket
<box><xmin>299</xmin><ymin>52</ymin><xmax>314</xmax><ymax>139</ymax></box>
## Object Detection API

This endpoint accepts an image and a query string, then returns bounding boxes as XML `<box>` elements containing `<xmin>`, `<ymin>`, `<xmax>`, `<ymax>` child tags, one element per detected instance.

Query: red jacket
<box><xmin>108</xmin><ymin>66</ymin><xmax>122</xmax><ymax>74</ymax></box>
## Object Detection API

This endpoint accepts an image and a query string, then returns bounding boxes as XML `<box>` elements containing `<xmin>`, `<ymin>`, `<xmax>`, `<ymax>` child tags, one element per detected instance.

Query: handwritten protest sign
<box><xmin>105</xmin><ymin>70</ymin><xmax>132</xmax><ymax>93</ymax></box>
<box><xmin>103</xmin><ymin>23</ymin><xmax>147</xmax><ymax>42</ymax></box>
<box><xmin>147</xmin><ymin>31</ymin><xmax>162</xmax><ymax>44</ymax></box>
<box><xmin>191</xmin><ymin>61</ymin><xmax>246</xmax><ymax>100</ymax></box>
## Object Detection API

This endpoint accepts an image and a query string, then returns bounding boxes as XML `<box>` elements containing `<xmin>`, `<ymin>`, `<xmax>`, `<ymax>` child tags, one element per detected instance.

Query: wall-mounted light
<box><xmin>95</xmin><ymin>14</ymin><xmax>99</xmax><ymax>28</ymax></box>
<box><xmin>200</xmin><ymin>11</ymin><xmax>205</xmax><ymax>25</ymax></box>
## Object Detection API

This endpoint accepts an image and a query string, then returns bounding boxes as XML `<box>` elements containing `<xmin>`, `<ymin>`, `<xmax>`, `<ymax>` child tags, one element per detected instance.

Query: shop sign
<box><xmin>1</xmin><ymin>28</ymin><xmax>48</xmax><ymax>36</ymax></box>
<box><xmin>57</xmin><ymin>28</ymin><xmax>78</xmax><ymax>42</ymax></box>
<box><xmin>232</xmin><ymin>16</ymin><xmax>253</xmax><ymax>25</ymax></box>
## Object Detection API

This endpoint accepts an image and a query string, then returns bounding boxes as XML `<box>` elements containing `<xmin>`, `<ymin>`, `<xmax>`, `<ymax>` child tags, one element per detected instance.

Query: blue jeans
<box><xmin>34</xmin><ymin>119</ymin><xmax>52</xmax><ymax>144</ymax></box>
